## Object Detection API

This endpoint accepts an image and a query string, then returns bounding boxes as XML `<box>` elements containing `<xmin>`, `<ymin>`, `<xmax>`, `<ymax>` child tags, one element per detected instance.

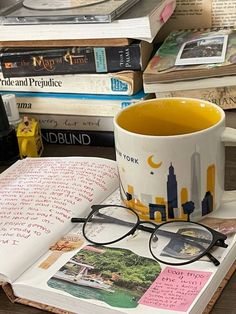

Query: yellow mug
<box><xmin>114</xmin><ymin>97</ymin><xmax>236</xmax><ymax>222</ymax></box>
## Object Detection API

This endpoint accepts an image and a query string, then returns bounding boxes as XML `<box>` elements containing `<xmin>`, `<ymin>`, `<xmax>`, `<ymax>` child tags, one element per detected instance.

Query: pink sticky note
<box><xmin>160</xmin><ymin>2</ymin><xmax>176</xmax><ymax>23</ymax></box>
<box><xmin>139</xmin><ymin>267</ymin><xmax>212</xmax><ymax>312</ymax></box>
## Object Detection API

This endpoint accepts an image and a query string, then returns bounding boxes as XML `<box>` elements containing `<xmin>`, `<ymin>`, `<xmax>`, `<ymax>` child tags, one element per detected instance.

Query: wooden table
<box><xmin>1</xmin><ymin>144</ymin><xmax>236</xmax><ymax>314</ymax></box>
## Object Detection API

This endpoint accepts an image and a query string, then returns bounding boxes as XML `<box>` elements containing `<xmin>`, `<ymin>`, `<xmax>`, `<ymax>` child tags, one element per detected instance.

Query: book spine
<box><xmin>1</xmin><ymin>44</ymin><xmax>143</xmax><ymax>77</ymax></box>
<box><xmin>145</xmin><ymin>75</ymin><xmax>236</xmax><ymax>93</ymax></box>
<box><xmin>41</xmin><ymin>129</ymin><xmax>114</xmax><ymax>147</ymax></box>
<box><xmin>12</xmin><ymin>92</ymin><xmax>153</xmax><ymax>117</ymax></box>
<box><xmin>0</xmin><ymin>72</ymin><xmax>141</xmax><ymax>95</ymax></box>
<box><xmin>155</xmin><ymin>86</ymin><xmax>236</xmax><ymax>110</ymax></box>
<box><xmin>16</xmin><ymin>97</ymin><xmax>141</xmax><ymax>116</ymax></box>
<box><xmin>225</xmin><ymin>111</ymin><xmax>236</xmax><ymax>129</ymax></box>
<box><xmin>21</xmin><ymin>113</ymin><xmax>114</xmax><ymax>132</ymax></box>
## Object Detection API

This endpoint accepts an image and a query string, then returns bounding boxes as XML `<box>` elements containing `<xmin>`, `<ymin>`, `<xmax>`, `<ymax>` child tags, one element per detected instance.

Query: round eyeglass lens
<box><xmin>83</xmin><ymin>205</ymin><xmax>138</xmax><ymax>244</ymax></box>
<box><xmin>150</xmin><ymin>221</ymin><xmax>213</xmax><ymax>265</ymax></box>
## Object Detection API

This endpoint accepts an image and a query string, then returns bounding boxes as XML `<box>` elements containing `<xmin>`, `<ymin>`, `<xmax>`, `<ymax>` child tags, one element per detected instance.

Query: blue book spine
<box><xmin>0</xmin><ymin>90</ymin><xmax>147</xmax><ymax>101</ymax></box>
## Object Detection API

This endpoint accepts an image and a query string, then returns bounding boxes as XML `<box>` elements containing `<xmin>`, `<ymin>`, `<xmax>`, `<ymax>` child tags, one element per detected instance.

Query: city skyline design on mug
<box><xmin>121</xmin><ymin>151</ymin><xmax>216</xmax><ymax>222</ymax></box>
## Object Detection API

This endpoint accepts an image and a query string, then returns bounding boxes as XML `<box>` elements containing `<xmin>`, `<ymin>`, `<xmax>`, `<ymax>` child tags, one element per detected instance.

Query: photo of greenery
<box><xmin>47</xmin><ymin>245</ymin><xmax>161</xmax><ymax>308</ymax></box>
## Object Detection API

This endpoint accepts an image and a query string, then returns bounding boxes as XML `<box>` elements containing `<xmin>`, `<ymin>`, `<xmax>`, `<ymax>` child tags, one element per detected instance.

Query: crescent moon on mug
<box><xmin>147</xmin><ymin>155</ymin><xmax>162</xmax><ymax>169</ymax></box>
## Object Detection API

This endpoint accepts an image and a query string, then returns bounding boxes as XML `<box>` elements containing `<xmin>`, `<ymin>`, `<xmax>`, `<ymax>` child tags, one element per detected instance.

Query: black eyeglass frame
<box><xmin>71</xmin><ymin>204</ymin><xmax>228</xmax><ymax>266</ymax></box>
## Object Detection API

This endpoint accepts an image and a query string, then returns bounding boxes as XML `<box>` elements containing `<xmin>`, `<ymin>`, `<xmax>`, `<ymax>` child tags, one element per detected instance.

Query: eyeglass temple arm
<box><xmin>71</xmin><ymin>218</ymin><xmax>86</xmax><ymax>223</ymax></box>
<box><xmin>71</xmin><ymin>215</ymin><xmax>136</xmax><ymax>228</ymax></box>
<box><xmin>71</xmin><ymin>213</ymin><xmax>155</xmax><ymax>232</ymax></box>
<box><xmin>206</xmin><ymin>252</ymin><xmax>220</xmax><ymax>266</ymax></box>
<box><xmin>209</xmin><ymin>231</ymin><xmax>228</xmax><ymax>247</ymax></box>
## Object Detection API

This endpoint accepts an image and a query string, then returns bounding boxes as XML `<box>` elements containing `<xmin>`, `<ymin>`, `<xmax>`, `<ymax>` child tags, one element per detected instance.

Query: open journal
<box><xmin>1</xmin><ymin>157</ymin><xmax>236</xmax><ymax>314</ymax></box>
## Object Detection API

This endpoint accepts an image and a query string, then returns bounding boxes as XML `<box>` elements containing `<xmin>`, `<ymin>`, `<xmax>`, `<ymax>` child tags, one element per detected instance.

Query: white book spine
<box><xmin>154</xmin><ymin>86</ymin><xmax>236</xmax><ymax>110</ymax></box>
<box><xmin>0</xmin><ymin>20</ymin><xmax>152</xmax><ymax>42</ymax></box>
<box><xmin>0</xmin><ymin>72</ymin><xmax>140</xmax><ymax>95</ymax></box>
<box><xmin>22</xmin><ymin>113</ymin><xmax>114</xmax><ymax>132</ymax></box>
<box><xmin>16</xmin><ymin>94</ymin><xmax>145</xmax><ymax>116</ymax></box>
<box><xmin>144</xmin><ymin>75</ymin><xmax>236</xmax><ymax>93</ymax></box>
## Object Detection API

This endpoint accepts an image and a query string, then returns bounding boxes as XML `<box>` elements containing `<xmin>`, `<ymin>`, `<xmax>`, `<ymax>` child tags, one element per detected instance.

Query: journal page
<box><xmin>0</xmin><ymin>157</ymin><xmax>118</xmax><ymax>284</ymax></box>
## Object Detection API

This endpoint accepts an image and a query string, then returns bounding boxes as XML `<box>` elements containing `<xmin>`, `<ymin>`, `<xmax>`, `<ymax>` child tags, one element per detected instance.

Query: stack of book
<box><xmin>0</xmin><ymin>0</ymin><xmax>176</xmax><ymax>147</ymax></box>
<box><xmin>143</xmin><ymin>28</ymin><xmax>236</xmax><ymax>126</ymax></box>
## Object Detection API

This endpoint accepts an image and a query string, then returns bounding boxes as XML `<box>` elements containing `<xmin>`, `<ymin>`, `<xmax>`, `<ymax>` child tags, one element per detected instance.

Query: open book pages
<box><xmin>144</xmin><ymin>28</ymin><xmax>236</xmax><ymax>84</ymax></box>
<box><xmin>0</xmin><ymin>157</ymin><xmax>119</xmax><ymax>284</ymax></box>
<box><xmin>157</xmin><ymin>0</ymin><xmax>236</xmax><ymax>42</ymax></box>
<box><xmin>2</xmin><ymin>157</ymin><xmax>236</xmax><ymax>314</ymax></box>
<box><xmin>2</xmin><ymin>178</ymin><xmax>236</xmax><ymax>314</ymax></box>
<box><xmin>4</xmin><ymin>192</ymin><xmax>236</xmax><ymax>314</ymax></box>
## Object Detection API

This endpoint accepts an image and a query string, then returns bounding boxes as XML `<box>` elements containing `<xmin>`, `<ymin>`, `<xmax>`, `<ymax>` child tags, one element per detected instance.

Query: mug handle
<box><xmin>221</xmin><ymin>127</ymin><xmax>236</xmax><ymax>203</ymax></box>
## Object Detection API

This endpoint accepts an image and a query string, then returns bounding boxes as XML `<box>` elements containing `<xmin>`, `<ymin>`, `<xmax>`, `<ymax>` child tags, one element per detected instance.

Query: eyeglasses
<box><xmin>71</xmin><ymin>204</ymin><xmax>228</xmax><ymax>266</ymax></box>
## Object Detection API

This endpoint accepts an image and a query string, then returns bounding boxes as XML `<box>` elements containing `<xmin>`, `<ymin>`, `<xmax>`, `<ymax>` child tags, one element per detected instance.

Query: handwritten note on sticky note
<box><xmin>139</xmin><ymin>267</ymin><xmax>212</xmax><ymax>312</ymax></box>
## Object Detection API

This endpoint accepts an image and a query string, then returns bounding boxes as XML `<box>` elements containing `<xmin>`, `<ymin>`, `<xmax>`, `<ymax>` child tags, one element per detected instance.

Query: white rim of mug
<box><xmin>114</xmin><ymin>97</ymin><xmax>225</xmax><ymax>139</ymax></box>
